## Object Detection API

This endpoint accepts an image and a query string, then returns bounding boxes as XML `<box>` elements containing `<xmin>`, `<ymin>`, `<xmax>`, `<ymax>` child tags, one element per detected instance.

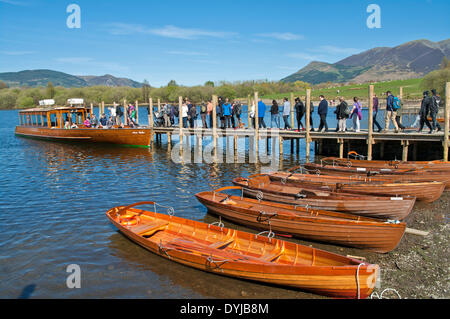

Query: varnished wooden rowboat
<box><xmin>106</xmin><ymin>201</ymin><xmax>379</xmax><ymax>299</ymax></box>
<box><xmin>233</xmin><ymin>175</ymin><xmax>416</xmax><ymax>220</ymax></box>
<box><xmin>321</xmin><ymin>157</ymin><xmax>450</xmax><ymax>171</ymax></box>
<box><xmin>269</xmin><ymin>171</ymin><xmax>445</xmax><ymax>203</ymax></box>
<box><xmin>304</xmin><ymin>163</ymin><xmax>450</xmax><ymax>189</ymax></box>
<box><xmin>196</xmin><ymin>187</ymin><xmax>406</xmax><ymax>253</ymax></box>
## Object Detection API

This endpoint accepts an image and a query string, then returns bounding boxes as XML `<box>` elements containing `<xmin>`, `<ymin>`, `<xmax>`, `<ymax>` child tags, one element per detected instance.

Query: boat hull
<box><xmin>233</xmin><ymin>177</ymin><xmax>416</xmax><ymax>220</ymax></box>
<box><xmin>106</xmin><ymin>203</ymin><xmax>379</xmax><ymax>299</ymax></box>
<box><xmin>196</xmin><ymin>191</ymin><xmax>406</xmax><ymax>253</ymax></box>
<box><xmin>270</xmin><ymin>172</ymin><xmax>445</xmax><ymax>203</ymax></box>
<box><xmin>15</xmin><ymin>126</ymin><xmax>152</xmax><ymax>147</ymax></box>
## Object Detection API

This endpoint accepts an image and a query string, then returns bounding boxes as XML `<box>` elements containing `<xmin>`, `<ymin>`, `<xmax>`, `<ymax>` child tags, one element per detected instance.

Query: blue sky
<box><xmin>0</xmin><ymin>0</ymin><xmax>449</xmax><ymax>87</ymax></box>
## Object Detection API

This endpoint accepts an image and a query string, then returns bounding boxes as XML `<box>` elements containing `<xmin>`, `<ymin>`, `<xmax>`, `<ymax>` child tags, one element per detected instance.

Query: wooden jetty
<box><xmin>49</xmin><ymin>82</ymin><xmax>449</xmax><ymax>162</ymax></box>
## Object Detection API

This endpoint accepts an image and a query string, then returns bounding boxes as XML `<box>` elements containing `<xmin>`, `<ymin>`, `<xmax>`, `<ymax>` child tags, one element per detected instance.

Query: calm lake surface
<box><xmin>0</xmin><ymin>107</ymin><xmax>380</xmax><ymax>299</ymax></box>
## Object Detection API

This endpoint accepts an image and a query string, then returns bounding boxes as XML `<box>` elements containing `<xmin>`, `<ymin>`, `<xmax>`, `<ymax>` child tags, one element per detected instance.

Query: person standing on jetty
<box><xmin>181</xmin><ymin>101</ymin><xmax>189</xmax><ymax>128</ymax></box>
<box><xmin>318</xmin><ymin>95</ymin><xmax>329</xmax><ymax>133</ymax></box>
<box><xmin>270</xmin><ymin>100</ymin><xmax>280</xmax><ymax>129</ymax></box>
<box><xmin>308</xmin><ymin>99</ymin><xmax>315</xmax><ymax>131</ymax></box>
<box><xmin>295</xmin><ymin>97</ymin><xmax>305</xmax><ymax>131</ymax></box>
<box><xmin>335</xmin><ymin>97</ymin><xmax>348</xmax><ymax>132</ymax></box>
<box><xmin>207</xmin><ymin>100</ymin><xmax>213</xmax><ymax>128</ymax></box>
<box><xmin>351</xmin><ymin>97</ymin><xmax>362</xmax><ymax>132</ymax></box>
<box><xmin>384</xmin><ymin>91</ymin><xmax>399</xmax><ymax>133</ymax></box>
<box><xmin>218</xmin><ymin>97</ymin><xmax>225</xmax><ymax>129</ymax></box>
<box><xmin>394</xmin><ymin>96</ymin><xmax>406</xmax><ymax>132</ymax></box>
<box><xmin>222</xmin><ymin>98</ymin><xmax>232</xmax><ymax>129</ymax></box>
<box><xmin>430</xmin><ymin>89</ymin><xmax>442</xmax><ymax>133</ymax></box>
<box><xmin>258</xmin><ymin>98</ymin><xmax>267</xmax><ymax>129</ymax></box>
<box><xmin>373</xmin><ymin>94</ymin><xmax>382</xmax><ymax>132</ymax></box>
<box><xmin>282</xmin><ymin>98</ymin><xmax>291</xmax><ymax>130</ymax></box>
<box><xmin>418</xmin><ymin>91</ymin><xmax>433</xmax><ymax>133</ymax></box>
<box><xmin>232</xmin><ymin>100</ymin><xmax>242</xmax><ymax>128</ymax></box>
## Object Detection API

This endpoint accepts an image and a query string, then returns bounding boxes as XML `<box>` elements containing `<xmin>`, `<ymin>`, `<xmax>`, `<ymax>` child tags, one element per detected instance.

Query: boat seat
<box><xmin>209</xmin><ymin>237</ymin><xmax>235</xmax><ymax>249</ymax></box>
<box><xmin>133</xmin><ymin>221</ymin><xmax>169</xmax><ymax>237</ymax></box>
<box><xmin>261</xmin><ymin>246</ymin><xmax>285</xmax><ymax>262</ymax></box>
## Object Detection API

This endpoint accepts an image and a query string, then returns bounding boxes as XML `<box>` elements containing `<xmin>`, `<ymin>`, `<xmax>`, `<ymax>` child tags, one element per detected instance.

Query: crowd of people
<box><xmin>69</xmin><ymin>89</ymin><xmax>444</xmax><ymax>134</ymax></box>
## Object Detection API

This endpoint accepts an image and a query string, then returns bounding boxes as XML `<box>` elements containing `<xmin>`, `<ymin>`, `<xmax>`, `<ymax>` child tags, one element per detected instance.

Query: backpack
<box><xmin>234</xmin><ymin>103</ymin><xmax>241</xmax><ymax>115</ymax></box>
<box><xmin>201</xmin><ymin>104</ymin><xmax>207</xmax><ymax>113</ymax></box>
<box><xmin>343</xmin><ymin>101</ymin><xmax>350</xmax><ymax>116</ymax></box>
<box><xmin>393</xmin><ymin>97</ymin><xmax>401</xmax><ymax>111</ymax></box>
<box><xmin>116</xmin><ymin>107</ymin><xmax>123</xmax><ymax>117</ymax></box>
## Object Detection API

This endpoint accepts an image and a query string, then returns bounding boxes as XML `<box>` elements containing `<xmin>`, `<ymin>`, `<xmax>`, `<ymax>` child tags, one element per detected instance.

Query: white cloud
<box><xmin>0</xmin><ymin>0</ymin><xmax>27</xmax><ymax>5</ymax></box>
<box><xmin>107</xmin><ymin>23</ymin><xmax>236</xmax><ymax>40</ymax></box>
<box><xmin>167</xmin><ymin>51</ymin><xmax>208</xmax><ymax>56</ymax></box>
<box><xmin>0</xmin><ymin>50</ymin><xmax>35</xmax><ymax>55</ymax></box>
<box><xmin>256</xmin><ymin>32</ymin><xmax>304</xmax><ymax>41</ymax></box>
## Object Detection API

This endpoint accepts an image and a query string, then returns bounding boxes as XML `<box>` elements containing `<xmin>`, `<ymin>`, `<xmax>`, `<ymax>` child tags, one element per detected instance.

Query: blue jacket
<box><xmin>222</xmin><ymin>103</ymin><xmax>232</xmax><ymax>116</ymax></box>
<box><xmin>258</xmin><ymin>101</ymin><xmax>266</xmax><ymax>117</ymax></box>
<box><xmin>386</xmin><ymin>95</ymin><xmax>394</xmax><ymax>111</ymax></box>
<box><xmin>318</xmin><ymin>99</ymin><xmax>328</xmax><ymax>115</ymax></box>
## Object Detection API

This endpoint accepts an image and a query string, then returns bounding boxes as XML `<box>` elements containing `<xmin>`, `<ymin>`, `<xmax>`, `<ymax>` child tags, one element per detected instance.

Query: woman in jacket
<box><xmin>351</xmin><ymin>97</ymin><xmax>362</xmax><ymax>132</ymax></box>
<box><xmin>270</xmin><ymin>100</ymin><xmax>280</xmax><ymax>129</ymax></box>
<box><xmin>294</xmin><ymin>98</ymin><xmax>305</xmax><ymax>131</ymax></box>
<box><xmin>335</xmin><ymin>97</ymin><xmax>348</xmax><ymax>132</ymax></box>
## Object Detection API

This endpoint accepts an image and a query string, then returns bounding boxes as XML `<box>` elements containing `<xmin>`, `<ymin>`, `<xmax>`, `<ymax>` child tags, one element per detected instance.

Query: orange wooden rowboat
<box><xmin>304</xmin><ymin>163</ymin><xmax>450</xmax><ymax>189</ymax></box>
<box><xmin>195</xmin><ymin>187</ymin><xmax>406</xmax><ymax>253</ymax></box>
<box><xmin>321</xmin><ymin>156</ymin><xmax>450</xmax><ymax>171</ymax></box>
<box><xmin>269</xmin><ymin>171</ymin><xmax>445</xmax><ymax>203</ymax></box>
<box><xmin>233</xmin><ymin>175</ymin><xmax>416</xmax><ymax>220</ymax></box>
<box><xmin>106</xmin><ymin>201</ymin><xmax>379</xmax><ymax>299</ymax></box>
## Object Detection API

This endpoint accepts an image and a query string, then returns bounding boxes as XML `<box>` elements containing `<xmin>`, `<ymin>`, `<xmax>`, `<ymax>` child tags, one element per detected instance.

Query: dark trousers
<box><xmin>283</xmin><ymin>115</ymin><xmax>291</xmax><ymax>129</ymax></box>
<box><xmin>258</xmin><ymin>117</ymin><xmax>266</xmax><ymax>129</ymax></box>
<box><xmin>373</xmin><ymin>112</ymin><xmax>382</xmax><ymax>131</ymax></box>
<box><xmin>297</xmin><ymin>113</ymin><xmax>305</xmax><ymax>129</ymax></box>
<box><xmin>419</xmin><ymin>115</ymin><xmax>432</xmax><ymax>131</ymax></box>
<box><xmin>224</xmin><ymin>115</ymin><xmax>232</xmax><ymax>128</ymax></box>
<box><xmin>430</xmin><ymin>112</ymin><xmax>442</xmax><ymax>131</ymax></box>
<box><xmin>318</xmin><ymin>114</ymin><xmax>328</xmax><ymax>132</ymax></box>
<box><xmin>201</xmin><ymin>113</ymin><xmax>208</xmax><ymax>128</ymax></box>
<box><xmin>209</xmin><ymin>114</ymin><xmax>213</xmax><ymax>128</ymax></box>
<box><xmin>395</xmin><ymin>116</ymin><xmax>405</xmax><ymax>130</ymax></box>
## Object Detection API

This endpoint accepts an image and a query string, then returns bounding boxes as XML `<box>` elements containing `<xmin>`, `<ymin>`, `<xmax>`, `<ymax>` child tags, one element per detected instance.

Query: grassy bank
<box><xmin>263</xmin><ymin>78</ymin><xmax>423</xmax><ymax>100</ymax></box>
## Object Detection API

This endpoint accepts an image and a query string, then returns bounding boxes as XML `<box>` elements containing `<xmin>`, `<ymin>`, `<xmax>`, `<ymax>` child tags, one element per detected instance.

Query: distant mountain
<box><xmin>77</xmin><ymin>74</ymin><xmax>142</xmax><ymax>88</ymax></box>
<box><xmin>281</xmin><ymin>39</ymin><xmax>450</xmax><ymax>84</ymax></box>
<box><xmin>0</xmin><ymin>69</ymin><xmax>143</xmax><ymax>88</ymax></box>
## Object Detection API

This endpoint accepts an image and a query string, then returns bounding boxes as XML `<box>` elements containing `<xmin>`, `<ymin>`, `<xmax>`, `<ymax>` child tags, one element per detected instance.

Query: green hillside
<box><xmin>0</xmin><ymin>69</ymin><xmax>87</xmax><ymax>88</ymax></box>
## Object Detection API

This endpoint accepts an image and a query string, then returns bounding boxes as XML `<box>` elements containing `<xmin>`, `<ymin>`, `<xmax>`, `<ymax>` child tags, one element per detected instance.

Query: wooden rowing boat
<box><xmin>269</xmin><ymin>171</ymin><xmax>445</xmax><ymax>203</ymax></box>
<box><xmin>106</xmin><ymin>201</ymin><xmax>379</xmax><ymax>299</ymax></box>
<box><xmin>321</xmin><ymin>157</ymin><xmax>450</xmax><ymax>171</ymax></box>
<box><xmin>232</xmin><ymin>176</ymin><xmax>416</xmax><ymax>220</ymax></box>
<box><xmin>195</xmin><ymin>187</ymin><xmax>406</xmax><ymax>253</ymax></box>
<box><xmin>304</xmin><ymin>163</ymin><xmax>450</xmax><ymax>189</ymax></box>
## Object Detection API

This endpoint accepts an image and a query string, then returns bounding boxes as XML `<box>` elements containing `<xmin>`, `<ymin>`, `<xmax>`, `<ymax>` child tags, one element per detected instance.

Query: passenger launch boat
<box><xmin>196</xmin><ymin>187</ymin><xmax>406</xmax><ymax>253</ymax></box>
<box><xmin>106</xmin><ymin>201</ymin><xmax>379</xmax><ymax>298</ymax></box>
<box><xmin>15</xmin><ymin>100</ymin><xmax>152</xmax><ymax>147</ymax></box>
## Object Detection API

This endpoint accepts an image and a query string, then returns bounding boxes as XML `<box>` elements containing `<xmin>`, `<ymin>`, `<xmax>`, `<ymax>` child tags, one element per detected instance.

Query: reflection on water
<box><xmin>1</xmin><ymin>110</ymin><xmax>324</xmax><ymax>299</ymax></box>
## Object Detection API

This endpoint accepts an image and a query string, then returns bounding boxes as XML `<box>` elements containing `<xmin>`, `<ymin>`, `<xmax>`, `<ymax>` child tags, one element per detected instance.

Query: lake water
<box><xmin>0</xmin><ymin>107</ymin><xmax>391</xmax><ymax>299</ymax></box>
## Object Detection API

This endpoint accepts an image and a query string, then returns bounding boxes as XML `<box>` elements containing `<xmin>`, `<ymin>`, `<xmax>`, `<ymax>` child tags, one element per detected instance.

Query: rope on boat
<box><xmin>370</xmin><ymin>288</ymin><xmax>402</xmax><ymax>299</ymax></box>
<box><xmin>256</xmin><ymin>211</ymin><xmax>278</xmax><ymax>223</ymax></box>
<box><xmin>356</xmin><ymin>263</ymin><xmax>363</xmax><ymax>299</ymax></box>
<box><xmin>153</xmin><ymin>202</ymin><xmax>175</xmax><ymax>217</ymax></box>
<box><xmin>206</xmin><ymin>255</ymin><xmax>229</xmax><ymax>271</ymax></box>
<box><xmin>209</xmin><ymin>216</ymin><xmax>225</xmax><ymax>231</ymax></box>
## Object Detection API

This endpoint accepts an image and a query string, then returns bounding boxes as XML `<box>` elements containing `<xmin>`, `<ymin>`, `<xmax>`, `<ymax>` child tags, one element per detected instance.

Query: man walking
<box><xmin>430</xmin><ymin>89</ymin><xmax>442</xmax><ymax>133</ymax></box>
<box><xmin>373</xmin><ymin>94</ymin><xmax>382</xmax><ymax>132</ymax></box>
<box><xmin>318</xmin><ymin>95</ymin><xmax>329</xmax><ymax>132</ymax></box>
<box><xmin>418</xmin><ymin>91</ymin><xmax>433</xmax><ymax>133</ymax></box>
<box><xmin>257</xmin><ymin>98</ymin><xmax>267</xmax><ymax>129</ymax></box>
<box><xmin>282</xmin><ymin>98</ymin><xmax>291</xmax><ymax>130</ymax></box>
<box><xmin>384</xmin><ymin>91</ymin><xmax>399</xmax><ymax>133</ymax></box>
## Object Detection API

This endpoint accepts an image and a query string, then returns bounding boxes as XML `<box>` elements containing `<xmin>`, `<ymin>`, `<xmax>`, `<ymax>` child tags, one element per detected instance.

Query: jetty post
<box><xmin>444</xmin><ymin>82</ymin><xmax>449</xmax><ymax>161</ymax></box>
<box><xmin>305</xmin><ymin>88</ymin><xmax>312</xmax><ymax>163</ymax></box>
<box><xmin>212</xmin><ymin>95</ymin><xmax>218</xmax><ymax>153</ymax></box>
<box><xmin>101</xmin><ymin>101</ymin><xmax>105</xmax><ymax>117</ymax></box>
<box><xmin>158</xmin><ymin>99</ymin><xmax>161</xmax><ymax>113</ymax></box>
<box><xmin>290</xmin><ymin>92</ymin><xmax>295</xmax><ymax>129</ymax></box>
<box><xmin>254</xmin><ymin>92</ymin><xmax>259</xmax><ymax>154</ymax></box>
<box><xmin>123</xmin><ymin>99</ymin><xmax>128</xmax><ymax>126</ymax></box>
<box><xmin>367</xmin><ymin>85</ymin><xmax>375</xmax><ymax>160</ymax></box>
<box><xmin>135</xmin><ymin>100</ymin><xmax>139</xmax><ymax>124</ymax></box>
<box><xmin>247</xmin><ymin>95</ymin><xmax>251</xmax><ymax>129</ymax></box>
<box><xmin>399</xmin><ymin>87</ymin><xmax>404</xmax><ymax>125</ymax></box>
<box><xmin>148</xmin><ymin>98</ymin><xmax>154</xmax><ymax>144</ymax></box>
<box><xmin>179</xmin><ymin>96</ymin><xmax>183</xmax><ymax>148</ymax></box>
<box><xmin>90</xmin><ymin>103</ymin><xmax>93</xmax><ymax>117</ymax></box>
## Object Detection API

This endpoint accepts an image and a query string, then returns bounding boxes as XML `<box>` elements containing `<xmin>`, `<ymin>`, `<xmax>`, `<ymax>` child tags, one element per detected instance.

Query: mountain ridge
<box><xmin>0</xmin><ymin>69</ymin><xmax>143</xmax><ymax>88</ymax></box>
<box><xmin>282</xmin><ymin>38</ymin><xmax>450</xmax><ymax>84</ymax></box>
